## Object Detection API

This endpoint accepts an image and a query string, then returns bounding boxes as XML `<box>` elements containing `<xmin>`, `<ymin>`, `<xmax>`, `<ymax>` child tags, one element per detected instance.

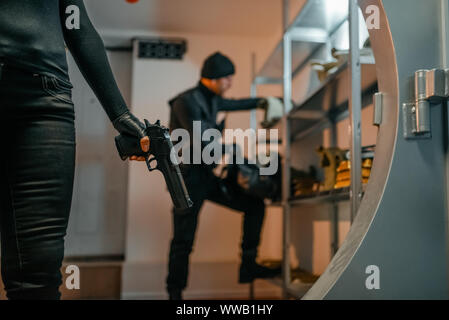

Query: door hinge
<box><xmin>403</xmin><ymin>69</ymin><xmax>449</xmax><ymax>139</ymax></box>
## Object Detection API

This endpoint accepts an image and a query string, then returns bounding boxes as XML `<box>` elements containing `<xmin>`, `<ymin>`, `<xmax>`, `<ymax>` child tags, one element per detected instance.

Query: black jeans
<box><xmin>0</xmin><ymin>63</ymin><xmax>76</xmax><ymax>299</ymax></box>
<box><xmin>166</xmin><ymin>166</ymin><xmax>265</xmax><ymax>292</ymax></box>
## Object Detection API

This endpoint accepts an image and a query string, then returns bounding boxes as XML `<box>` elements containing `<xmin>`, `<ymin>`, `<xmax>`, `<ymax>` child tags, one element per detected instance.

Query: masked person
<box><xmin>0</xmin><ymin>0</ymin><xmax>148</xmax><ymax>300</ymax></box>
<box><xmin>166</xmin><ymin>52</ymin><xmax>281</xmax><ymax>300</ymax></box>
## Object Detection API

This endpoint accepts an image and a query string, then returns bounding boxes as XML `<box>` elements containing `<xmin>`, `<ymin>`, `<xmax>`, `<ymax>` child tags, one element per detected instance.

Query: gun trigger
<box><xmin>146</xmin><ymin>156</ymin><xmax>158</xmax><ymax>172</ymax></box>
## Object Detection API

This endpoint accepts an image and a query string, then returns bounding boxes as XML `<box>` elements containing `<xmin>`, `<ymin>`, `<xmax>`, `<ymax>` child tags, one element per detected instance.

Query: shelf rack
<box><xmin>290</xmin><ymin>187</ymin><xmax>351</xmax><ymax>206</ymax></box>
<box><xmin>250</xmin><ymin>0</ymin><xmax>377</xmax><ymax>299</ymax></box>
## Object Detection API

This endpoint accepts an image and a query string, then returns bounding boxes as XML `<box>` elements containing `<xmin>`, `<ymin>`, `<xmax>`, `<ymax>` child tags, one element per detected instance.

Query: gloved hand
<box><xmin>257</xmin><ymin>98</ymin><xmax>269</xmax><ymax>110</ymax></box>
<box><xmin>112</xmin><ymin>111</ymin><xmax>150</xmax><ymax>161</ymax></box>
<box><xmin>261</xmin><ymin>97</ymin><xmax>284</xmax><ymax>128</ymax></box>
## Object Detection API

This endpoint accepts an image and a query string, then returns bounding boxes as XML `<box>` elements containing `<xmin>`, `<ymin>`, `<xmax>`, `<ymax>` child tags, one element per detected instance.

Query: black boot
<box><xmin>239</xmin><ymin>251</ymin><xmax>281</xmax><ymax>283</ymax></box>
<box><xmin>168</xmin><ymin>289</ymin><xmax>183</xmax><ymax>300</ymax></box>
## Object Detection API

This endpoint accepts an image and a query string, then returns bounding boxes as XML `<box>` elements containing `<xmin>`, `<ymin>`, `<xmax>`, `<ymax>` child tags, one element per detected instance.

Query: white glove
<box><xmin>262</xmin><ymin>97</ymin><xmax>284</xmax><ymax>128</ymax></box>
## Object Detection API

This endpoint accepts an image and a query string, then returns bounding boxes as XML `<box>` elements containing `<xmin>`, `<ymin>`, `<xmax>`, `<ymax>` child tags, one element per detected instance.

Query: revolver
<box><xmin>114</xmin><ymin>119</ymin><xmax>193</xmax><ymax>211</ymax></box>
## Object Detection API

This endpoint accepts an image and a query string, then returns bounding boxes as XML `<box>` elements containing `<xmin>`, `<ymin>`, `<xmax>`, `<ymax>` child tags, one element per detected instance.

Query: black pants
<box><xmin>166</xmin><ymin>166</ymin><xmax>265</xmax><ymax>292</ymax></box>
<box><xmin>0</xmin><ymin>63</ymin><xmax>76</xmax><ymax>299</ymax></box>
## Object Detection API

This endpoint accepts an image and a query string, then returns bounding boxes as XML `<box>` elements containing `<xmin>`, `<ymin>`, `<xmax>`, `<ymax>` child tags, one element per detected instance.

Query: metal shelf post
<box><xmin>250</xmin><ymin>52</ymin><xmax>258</xmax><ymax>132</ymax></box>
<box><xmin>281</xmin><ymin>0</ymin><xmax>292</xmax><ymax>298</ymax></box>
<box><xmin>282</xmin><ymin>30</ymin><xmax>293</xmax><ymax>299</ymax></box>
<box><xmin>349</xmin><ymin>0</ymin><xmax>363</xmax><ymax>222</ymax></box>
<box><xmin>248</xmin><ymin>0</ymin><xmax>368</xmax><ymax>299</ymax></box>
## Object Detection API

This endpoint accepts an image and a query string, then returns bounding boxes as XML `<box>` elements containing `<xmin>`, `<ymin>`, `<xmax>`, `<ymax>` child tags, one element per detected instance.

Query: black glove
<box><xmin>112</xmin><ymin>111</ymin><xmax>148</xmax><ymax>157</ymax></box>
<box><xmin>257</xmin><ymin>98</ymin><xmax>269</xmax><ymax>110</ymax></box>
<box><xmin>113</xmin><ymin>111</ymin><xmax>146</xmax><ymax>138</ymax></box>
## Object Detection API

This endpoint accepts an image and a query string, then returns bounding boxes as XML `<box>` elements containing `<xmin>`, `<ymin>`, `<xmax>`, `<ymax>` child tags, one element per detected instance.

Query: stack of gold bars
<box><xmin>291</xmin><ymin>166</ymin><xmax>319</xmax><ymax>197</ymax></box>
<box><xmin>334</xmin><ymin>145</ymin><xmax>375</xmax><ymax>189</ymax></box>
<box><xmin>314</xmin><ymin>145</ymin><xmax>375</xmax><ymax>191</ymax></box>
<box><xmin>316</xmin><ymin>146</ymin><xmax>346</xmax><ymax>191</ymax></box>
<box><xmin>260</xmin><ymin>260</ymin><xmax>320</xmax><ymax>284</ymax></box>
<box><xmin>334</xmin><ymin>157</ymin><xmax>373</xmax><ymax>189</ymax></box>
<box><xmin>290</xmin><ymin>146</ymin><xmax>375</xmax><ymax>197</ymax></box>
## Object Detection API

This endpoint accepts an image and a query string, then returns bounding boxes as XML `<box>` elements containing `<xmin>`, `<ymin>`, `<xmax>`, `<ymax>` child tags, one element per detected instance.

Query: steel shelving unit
<box><xmin>249</xmin><ymin>0</ymin><xmax>377</xmax><ymax>299</ymax></box>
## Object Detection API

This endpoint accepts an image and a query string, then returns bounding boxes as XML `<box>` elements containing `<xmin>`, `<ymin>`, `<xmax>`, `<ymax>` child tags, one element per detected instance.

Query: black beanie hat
<box><xmin>201</xmin><ymin>52</ymin><xmax>235</xmax><ymax>79</ymax></box>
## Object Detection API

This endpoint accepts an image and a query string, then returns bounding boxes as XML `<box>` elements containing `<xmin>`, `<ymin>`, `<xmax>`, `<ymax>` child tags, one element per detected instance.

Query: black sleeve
<box><xmin>59</xmin><ymin>0</ymin><xmax>128</xmax><ymax>122</ymax></box>
<box><xmin>172</xmin><ymin>96</ymin><xmax>219</xmax><ymax>148</ymax></box>
<box><xmin>217</xmin><ymin>97</ymin><xmax>262</xmax><ymax>112</ymax></box>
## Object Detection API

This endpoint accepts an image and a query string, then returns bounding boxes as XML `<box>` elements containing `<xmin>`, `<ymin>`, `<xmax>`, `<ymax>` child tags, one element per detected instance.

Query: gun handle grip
<box><xmin>115</xmin><ymin>134</ymin><xmax>147</xmax><ymax>160</ymax></box>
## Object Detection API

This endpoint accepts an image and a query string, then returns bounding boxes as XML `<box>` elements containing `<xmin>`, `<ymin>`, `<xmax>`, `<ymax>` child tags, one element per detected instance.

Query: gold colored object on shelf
<box><xmin>292</xmin><ymin>181</ymin><xmax>320</xmax><ymax>197</ymax></box>
<box><xmin>291</xmin><ymin>166</ymin><xmax>319</xmax><ymax>197</ymax></box>
<box><xmin>316</xmin><ymin>146</ymin><xmax>346</xmax><ymax>191</ymax></box>
<box><xmin>336</xmin><ymin>169</ymin><xmax>372</xmax><ymax>181</ymax></box>
<box><xmin>334</xmin><ymin>158</ymin><xmax>373</xmax><ymax>189</ymax></box>
<box><xmin>311</xmin><ymin>61</ymin><xmax>340</xmax><ymax>82</ymax></box>
<box><xmin>260</xmin><ymin>260</ymin><xmax>320</xmax><ymax>284</ymax></box>
<box><xmin>334</xmin><ymin>178</ymin><xmax>370</xmax><ymax>189</ymax></box>
<box><xmin>291</xmin><ymin>268</ymin><xmax>321</xmax><ymax>284</ymax></box>
<box><xmin>261</xmin><ymin>260</ymin><xmax>320</xmax><ymax>284</ymax></box>
<box><xmin>362</xmin><ymin>158</ymin><xmax>373</xmax><ymax>168</ymax></box>
<box><xmin>311</xmin><ymin>48</ymin><xmax>346</xmax><ymax>82</ymax></box>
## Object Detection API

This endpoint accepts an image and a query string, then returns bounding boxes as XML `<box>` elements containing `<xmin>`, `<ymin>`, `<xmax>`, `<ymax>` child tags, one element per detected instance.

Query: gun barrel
<box><xmin>158</xmin><ymin>157</ymin><xmax>193</xmax><ymax>210</ymax></box>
